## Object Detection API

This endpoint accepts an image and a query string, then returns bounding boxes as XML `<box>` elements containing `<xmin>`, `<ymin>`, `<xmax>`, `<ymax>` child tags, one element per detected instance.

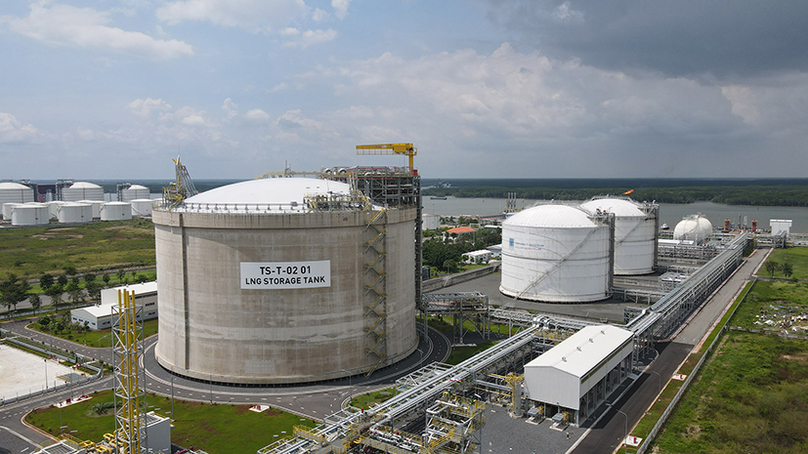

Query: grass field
<box><xmin>350</xmin><ymin>388</ymin><xmax>397</xmax><ymax>409</ymax></box>
<box><xmin>27</xmin><ymin>318</ymin><xmax>159</xmax><ymax>348</ymax></box>
<box><xmin>0</xmin><ymin>219</ymin><xmax>155</xmax><ymax>279</ymax></box>
<box><xmin>650</xmin><ymin>275</ymin><xmax>808</xmax><ymax>453</ymax></box>
<box><xmin>25</xmin><ymin>390</ymin><xmax>315</xmax><ymax>454</ymax></box>
<box><xmin>768</xmin><ymin>248</ymin><xmax>808</xmax><ymax>280</ymax></box>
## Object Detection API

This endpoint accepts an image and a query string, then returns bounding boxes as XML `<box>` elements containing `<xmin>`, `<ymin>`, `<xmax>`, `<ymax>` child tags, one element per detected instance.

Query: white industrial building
<box><xmin>11</xmin><ymin>203</ymin><xmax>49</xmax><ymax>226</ymax></box>
<box><xmin>461</xmin><ymin>249</ymin><xmax>493</xmax><ymax>264</ymax></box>
<box><xmin>57</xmin><ymin>202</ymin><xmax>93</xmax><ymax>224</ymax></box>
<box><xmin>70</xmin><ymin>282</ymin><xmax>158</xmax><ymax>330</ymax></box>
<box><xmin>524</xmin><ymin>324</ymin><xmax>634</xmax><ymax>425</ymax></box>
<box><xmin>100</xmin><ymin>201</ymin><xmax>132</xmax><ymax>221</ymax></box>
<box><xmin>422</xmin><ymin>213</ymin><xmax>441</xmax><ymax>230</ymax></box>
<box><xmin>771</xmin><ymin>219</ymin><xmax>792</xmax><ymax>236</ymax></box>
<box><xmin>130</xmin><ymin>199</ymin><xmax>155</xmax><ymax>217</ymax></box>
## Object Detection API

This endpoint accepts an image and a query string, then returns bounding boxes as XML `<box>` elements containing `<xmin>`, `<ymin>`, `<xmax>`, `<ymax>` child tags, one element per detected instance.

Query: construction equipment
<box><xmin>161</xmin><ymin>156</ymin><xmax>198</xmax><ymax>210</ymax></box>
<box><xmin>356</xmin><ymin>143</ymin><xmax>417</xmax><ymax>171</ymax></box>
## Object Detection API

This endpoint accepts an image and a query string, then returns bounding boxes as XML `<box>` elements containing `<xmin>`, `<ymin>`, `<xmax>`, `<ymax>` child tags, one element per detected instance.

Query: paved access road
<box><xmin>571</xmin><ymin>248</ymin><xmax>768</xmax><ymax>454</ymax></box>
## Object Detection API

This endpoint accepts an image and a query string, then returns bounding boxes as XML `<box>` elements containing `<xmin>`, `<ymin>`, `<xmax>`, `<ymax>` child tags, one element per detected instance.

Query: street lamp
<box><xmin>209</xmin><ymin>368</ymin><xmax>216</xmax><ymax>405</ymax></box>
<box><xmin>649</xmin><ymin>370</ymin><xmax>662</xmax><ymax>398</ymax></box>
<box><xmin>616</xmin><ymin>409</ymin><xmax>628</xmax><ymax>449</ymax></box>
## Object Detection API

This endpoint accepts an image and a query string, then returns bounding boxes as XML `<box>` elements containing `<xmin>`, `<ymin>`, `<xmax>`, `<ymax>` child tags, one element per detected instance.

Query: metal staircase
<box><xmin>364</xmin><ymin>208</ymin><xmax>388</xmax><ymax>376</ymax></box>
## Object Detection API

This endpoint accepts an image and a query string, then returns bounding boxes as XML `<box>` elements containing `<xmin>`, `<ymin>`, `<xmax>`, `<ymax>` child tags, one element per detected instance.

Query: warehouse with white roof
<box><xmin>524</xmin><ymin>324</ymin><xmax>634</xmax><ymax>425</ymax></box>
<box><xmin>70</xmin><ymin>282</ymin><xmax>158</xmax><ymax>330</ymax></box>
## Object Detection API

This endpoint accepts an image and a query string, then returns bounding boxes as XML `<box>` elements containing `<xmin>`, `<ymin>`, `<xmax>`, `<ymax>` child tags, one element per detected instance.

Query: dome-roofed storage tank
<box><xmin>674</xmin><ymin>215</ymin><xmax>713</xmax><ymax>243</ymax></box>
<box><xmin>62</xmin><ymin>181</ymin><xmax>103</xmax><ymax>202</ymax></box>
<box><xmin>3</xmin><ymin>203</ymin><xmax>20</xmax><ymax>221</ymax></box>
<box><xmin>77</xmin><ymin>200</ymin><xmax>102</xmax><ymax>219</ymax></box>
<box><xmin>46</xmin><ymin>201</ymin><xmax>66</xmax><ymax>220</ymax></box>
<box><xmin>500</xmin><ymin>204</ymin><xmax>614</xmax><ymax>303</ymax></box>
<box><xmin>130</xmin><ymin>199</ymin><xmax>154</xmax><ymax>217</ymax></box>
<box><xmin>120</xmin><ymin>184</ymin><xmax>150</xmax><ymax>202</ymax></box>
<box><xmin>153</xmin><ymin>177</ymin><xmax>418</xmax><ymax>384</ymax></box>
<box><xmin>57</xmin><ymin>202</ymin><xmax>93</xmax><ymax>224</ymax></box>
<box><xmin>100</xmin><ymin>202</ymin><xmax>132</xmax><ymax>221</ymax></box>
<box><xmin>0</xmin><ymin>181</ymin><xmax>34</xmax><ymax>206</ymax></box>
<box><xmin>12</xmin><ymin>203</ymin><xmax>49</xmax><ymax>226</ymax></box>
<box><xmin>579</xmin><ymin>197</ymin><xmax>658</xmax><ymax>275</ymax></box>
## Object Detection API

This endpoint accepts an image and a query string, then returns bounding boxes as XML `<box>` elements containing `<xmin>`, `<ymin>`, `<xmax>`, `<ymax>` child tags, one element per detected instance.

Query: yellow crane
<box><xmin>355</xmin><ymin>143</ymin><xmax>417</xmax><ymax>170</ymax></box>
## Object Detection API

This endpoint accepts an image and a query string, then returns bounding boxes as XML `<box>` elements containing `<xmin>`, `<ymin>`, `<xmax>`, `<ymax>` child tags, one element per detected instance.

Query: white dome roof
<box><xmin>128</xmin><ymin>184</ymin><xmax>149</xmax><ymax>190</ymax></box>
<box><xmin>0</xmin><ymin>182</ymin><xmax>31</xmax><ymax>190</ymax></box>
<box><xmin>70</xmin><ymin>181</ymin><xmax>101</xmax><ymax>189</ymax></box>
<box><xmin>580</xmin><ymin>198</ymin><xmax>644</xmax><ymax>218</ymax></box>
<box><xmin>505</xmin><ymin>204</ymin><xmax>596</xmax><ymax>228</ymax></box>
<box><xmin>674</xmin><ymin>215</ymin><xmax>713</xmax><ymax>241</ymax></box>
<box><xmin>187</xmin><ymin>178</ymin><xmax>353</xmax><ymax>205</ymax></box>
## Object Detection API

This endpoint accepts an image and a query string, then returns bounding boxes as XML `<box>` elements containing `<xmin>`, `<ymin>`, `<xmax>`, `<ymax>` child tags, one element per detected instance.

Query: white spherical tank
<box><xmin>121</xmin><ymin>184</ymin><xmax>150</xmax><ymax>202</ymax></box>
<box><xmin>153</xmin><ymin>177</ymin><xmax>418</xmax><ymax>384</ymax></box>
<box><xmin>62</xmin><ymin>182</ymin><xmax>103</xmax><ymax>202</ymax></box>
<box><xmin>0</xmin><ymin>182</ymin><xmax>34</xmax><ymax>206</ymax></box>
<box><xmin>100</xmin><ymin>202</ymin><xmax>132</xmax><ymax>221</ymax></box>
<box><xmin>674</xmin><ymin>215</ymin><xmax>713</xmax><ymax>242</ymax></box>
<box><xmin>500</xmin><ymin>204</ymin><xmax>613</xmax><ymax>303</ymax></box>
<box><xmin>579</xmin><ymin>198</ymin><xmax>657</xmax><ymax>275</ymax></box>
<box><xmin>78</xmin><ymin>200</ymin><xmax>102</xmax><ymax>218</ymax></box>
<box><xmin>57</xmin><ymin>203</ymin><xmax>93</xmax><ymax>224</ymax></box>
<box><xmin>12</xmin><ymin>204</ymin><xmax>49</xmax><ymax>226</ymax></box>
<box><xmin>3</xmin><ymin>203</ymin><xmax>20</xmax><ymax>221</ymax></box>
<box><xmin>130</xmin><ymin>199</ymin><xmax>154</xmax><ymax>217</ymax></box>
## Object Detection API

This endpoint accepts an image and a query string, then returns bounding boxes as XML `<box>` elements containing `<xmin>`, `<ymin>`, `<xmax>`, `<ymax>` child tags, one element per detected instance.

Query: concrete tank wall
<box><xmin>153</xmin><ymin>207</ymin><xmax>417</xmax><ymax>384</ymax></box>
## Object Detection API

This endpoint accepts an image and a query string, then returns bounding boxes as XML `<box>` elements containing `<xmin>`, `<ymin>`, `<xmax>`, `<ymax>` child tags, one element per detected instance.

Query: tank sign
<box><xmin>240</xmin><ymin>261</ymin><xmax>331</xmax><ymax>289</ymax></box>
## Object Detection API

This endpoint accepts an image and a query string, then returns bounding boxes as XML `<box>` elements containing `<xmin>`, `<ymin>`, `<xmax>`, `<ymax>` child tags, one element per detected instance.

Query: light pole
<box><xmin>209</xmin><ymin>369</ymin><xmax>216</xmax><ymax>405</ymax></box>
<box><xmin>616</xmin><ymin>409</ymin><xmax>628</xmax><ymax>449</ymax></box>
<box><xmin>649</xmin><ymin>370</ymin><xmax>662</xmax><ymax>398</ymax></box>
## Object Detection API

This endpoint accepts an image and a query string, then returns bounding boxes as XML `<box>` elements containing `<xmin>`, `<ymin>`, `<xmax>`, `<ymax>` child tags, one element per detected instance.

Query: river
<box><xmin>423</xmin><ymin>197</ymin><xmax>808</xmax><ymax>233</ymax></box>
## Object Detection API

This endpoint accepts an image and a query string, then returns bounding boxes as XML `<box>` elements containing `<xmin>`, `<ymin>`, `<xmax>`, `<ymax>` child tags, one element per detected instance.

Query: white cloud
<box><xmin>332</xmin><ymin>0</ymin><xmax>351</xmax><ymax>19</ymax></box>
<box><xmin>156</xmin><ymin>0</ymin><xmax>307</xmax><ymax>32</ymax></box>
<box><xmin>279</xmin><ymin>27</ymin><xmax>300</xmax><ymax>36</ymax></box>
<box><xmin>312</xmin><ymin>8</ymin><xmax>328</xmax><ymax>21</ymax></box>
<box><xmin>128</xmin><ymin>98</ymin><xmax>173</xmax><ymax>117</ymax></box>
<box><xmin>222</xmin><ymin>98</ymin><xmax>239</xmax><ymax>119</ymax></box>
<box><xmin>268</xmin><ymin>83</ymin><xmax>289</xmax><ymax>93</ymax></box>
<box><xmin>244</xmin><ymin>109</ymin><xmax>270</xmax><ymax>122</ymax></box>
<box><xmin>282</xmin><ymin>29</ymin><xmax>337</xmax><ymax>49</ymax></box>
<box><xmin>0</xmin><ymin>113</ymin><xmax>40</xmax><ymax>144</ymax></box>
<box><xmin>3</xmin><ymin>3</ymin><xmax>193</xmax><ymax>60</ymax></box>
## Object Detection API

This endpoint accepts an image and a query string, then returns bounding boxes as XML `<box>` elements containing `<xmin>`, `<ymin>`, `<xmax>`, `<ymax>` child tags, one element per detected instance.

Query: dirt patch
<box><xmin>264</xmin><ymin>409</ymin><xmax>284</xmax><ymax>417</ymax></box>
<box><xmin>782</xmin><ymin>353</ymin><xmax>808</xmax><ymax>362</ymax></box>
<box><xmin>684</xmin><ymin>423</ymin><xmax>701</xmax><ymax>439</ymax></box>
<box><xmin>103</xmin><ymin>226</ymin><xmax>130</xmax><ymax>231</ymax></box>
<box><xmin>47</xmin><ymin>228</ymin><xmax>77</xmax><ymax>232</ymax></box>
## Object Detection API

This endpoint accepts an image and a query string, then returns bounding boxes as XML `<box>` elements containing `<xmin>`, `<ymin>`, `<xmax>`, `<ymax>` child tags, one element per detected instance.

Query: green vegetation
<box><xmin>25</xmin><ymin>390</ymin><xmax>315</xmax><ymax>454</ymax></box>
<box><xmin>350</xmin><ymin>388</ymin><xmax>397</xmax><ymax>409</ymax></box>
<box><xmin>423</xmin><ymin>179</ymin><xmax>808</xmax><ymax>207</ymax></box>
<box><xmin>768</xmin><ymin>248</ymin><xmax>808</xmax><ymax>280</ymax></box>
<box><xmin>0</xmin><ymin>219</ymin><xmax>155</xmax><ymax>279</ymax></box>
<box><xmin>28</xmin><ymin>317</ymin><xmax>159</xmax><ymax>347</ymax></box>
<box><xmin>446</xmin><ymin>341</ymin><xmax>498</xmax><ymax>365</ymax></box>
<box><xmin>423</xmin><ymin>228</ymin><xmax>501</xmax><ymax>272</ymax></box>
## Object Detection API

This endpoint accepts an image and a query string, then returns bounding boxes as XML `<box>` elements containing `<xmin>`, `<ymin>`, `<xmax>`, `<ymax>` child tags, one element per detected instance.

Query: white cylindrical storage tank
<box><xmin>120</xmin><ymin>184</ymin><xmax>150</xmax><ymax>202</ymax></box>
<box><xmin>62</xmin><ymin>182</ymin><xmax>103</xmax><ymax>202</ymax></box>
<box><xmin>46</xmin><ymin>201</ymin><xmax>66</xmax><ymax>220</ymax></box>
<box><xmin>674</xmin><ymin>215</ymin><xmax>713</xmax><ymax>243</ymax></box>
<box><xmin>0</xmin><ymin>182</ymin><xmax>35</xmax><ymax>206</ymax></box>
<box><xmin>579</xmin><ymin>198</ymin><xmax>657</xmax><ymax>275</ymax></box>
<box><xmin>78</xmin><ymin>200</ymin><xmax>102</xmax><ymax>219</ymax></box>
<box><xmin>500</xmin><ymin>204</ymin><xmax>613</xmax><ymax>303</ymax></box>
<box><xmin>57</xmin><ymin>202</ymin><xmax>93</xmax><ymax>224</ymax></box>
<box><xmin>153</xmin><ymin>177</ymin><xmax>417</xmax><ymax>384</ymax></box>
<box><xmin>130</xmin><ymin>199</ymin><xmax>154</xmax><ymax>217</ymax></box>
<box><xmin>11</xmin><ymin>204</ymin><xmax>49</xmax><ymax>226</ymax></box>
<box><xmin>3</xmin><ymin>203</ymin><xmax>20</xmax><ymax>221</ymax></box>
<box><xmin>100</xmin><ymin>202</ymin><xmax>132</xmax><ymax>221</ymax></box>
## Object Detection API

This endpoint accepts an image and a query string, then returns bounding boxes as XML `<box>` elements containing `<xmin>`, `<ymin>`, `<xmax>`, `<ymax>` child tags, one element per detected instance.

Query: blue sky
<box><xmin>2</xmin><ymin>0</ymin><xmax>807</xmax><ymax>179</ymax></box>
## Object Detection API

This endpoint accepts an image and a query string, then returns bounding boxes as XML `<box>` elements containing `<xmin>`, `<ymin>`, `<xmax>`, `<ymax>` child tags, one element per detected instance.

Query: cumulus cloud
<box><xmin>128</xmin><ymin>98</ymin><xmax>173</xmax><ymax>117</ymax></box>
<box><xmin>332</xmin><ymin>0</ymin><xmax>351</xmax><ymax>19</ymax></box>
<box><xmin>268</xmin><ymin>83</ymin><xmax>289</xmax><ymax>93</ymax></box>
<box><xmin>222</xmin><ymin>98</ymin><xmax>239</xmax><ymax>119</ymax></box>
<box><xmin>312</xmin><ymin>8</ymin><xmax>328</xmax><ymax>21</ymax></box>
<box><xmin>282</xmin><ymin>29</ymin><xmax>337</xmax><ymax>48</ymax></box>
<box><xmin>3</xmin><ymin>3</ymin><xmax>193</xmax><ymax>60</ymax></box>
<box><xmin>244</xmin><ymin>109</ymin><xmax>270</xmax><ymax>122</ymax></box>
<box><xmin>0</xmin><ymin>113</ymin><xmax>40</xmax><ymax>144</ymax></box>
<box><xmin>156</xmin><ymin>0</ymin><xmax>307</xmax><ymax>32</ymax></box>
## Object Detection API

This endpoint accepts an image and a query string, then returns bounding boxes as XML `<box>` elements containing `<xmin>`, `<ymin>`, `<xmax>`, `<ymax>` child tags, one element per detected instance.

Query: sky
<box><xmin>1</xmin><ymin>0</ymin><xmax>807</xmax><ymax>180</ymax></box>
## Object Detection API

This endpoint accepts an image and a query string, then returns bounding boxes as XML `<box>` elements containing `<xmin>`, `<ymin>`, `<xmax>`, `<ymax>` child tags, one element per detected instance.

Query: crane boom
<box><xmin>356</xmin><ymin>143</ymin><xmax>417</xmax><ymax>170</ymax></box>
